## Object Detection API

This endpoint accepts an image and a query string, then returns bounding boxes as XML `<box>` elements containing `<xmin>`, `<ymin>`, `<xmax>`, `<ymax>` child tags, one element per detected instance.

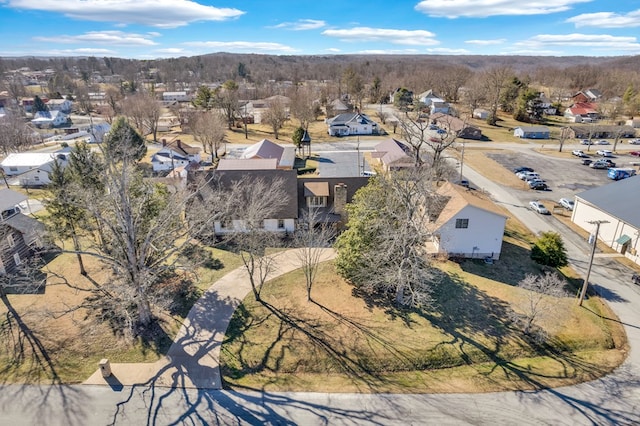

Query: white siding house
<box><xmin>430</xmin><ymin>182</ymin><xmax>507</xmax><ymax>259</ymax></box>
<box><xmin>572</xmin><ymin>176</ymin><xmax>640</xmax><ymax>264</ymax></box>
<box><xmin>326</xmin><ymin>113</ymin><xmax>379</xmax><ymax>136</ymax></box>
<box><xmin>31</xmin><ymin>110</ymin><xmax>69</xmax><ymax>128</ymax></box>
<box><xmin>0</xmin><ymin>152</ymin><xmax>70</xmax><ymax>186</ymax></box>
<box><xmin>162</xmin><ymin>91</ymin><xmax>191</xmax><ymax>102</ymax></box>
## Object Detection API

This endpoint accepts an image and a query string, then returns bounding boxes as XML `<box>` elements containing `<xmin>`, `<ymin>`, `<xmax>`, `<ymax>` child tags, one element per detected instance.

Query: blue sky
<box><xmin>1</xmin><ymin>0</ymin><xmax>640</xmax><ymax>58</ymax></box>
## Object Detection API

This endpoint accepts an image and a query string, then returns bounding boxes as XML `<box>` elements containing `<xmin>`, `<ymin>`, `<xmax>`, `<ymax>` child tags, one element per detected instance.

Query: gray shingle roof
<box><xmin>0</xmin><ymin>189</ymin><xmax>27</xmax><ymax>212</ymax></box>
<box><xmin>576</xmin><ymin>175</ymin><xmax>640</xmax><ymax>227</ymax></box>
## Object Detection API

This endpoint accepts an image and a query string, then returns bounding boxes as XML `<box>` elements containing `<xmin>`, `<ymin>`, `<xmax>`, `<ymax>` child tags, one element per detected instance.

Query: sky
<box><xmin>1</xmin><ymin>0</ymin><xmax>640</xmax><ymax>58</ymax></box>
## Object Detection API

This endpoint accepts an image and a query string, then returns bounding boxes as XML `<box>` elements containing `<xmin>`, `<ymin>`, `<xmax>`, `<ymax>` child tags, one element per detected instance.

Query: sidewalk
<box><xmin>84</xmin><ymin>248</ymin><xmax>336</xmax><ymax>388</ymax></box>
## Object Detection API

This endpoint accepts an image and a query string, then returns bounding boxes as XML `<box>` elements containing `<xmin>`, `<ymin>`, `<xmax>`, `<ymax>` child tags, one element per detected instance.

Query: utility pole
<box><xmin>578</xmin><ymin>220</ymin><xmax>608</xmax><ymax>306</ymax></box>
<box><xmin>356</xmin><ymin>135</ymin><xmax>361</xmax><ymax>177</ymax></box>
<box><xmin>458</xmin><ymin>141</ymin><xmax>466</xmax><ymax>183</ymax></box>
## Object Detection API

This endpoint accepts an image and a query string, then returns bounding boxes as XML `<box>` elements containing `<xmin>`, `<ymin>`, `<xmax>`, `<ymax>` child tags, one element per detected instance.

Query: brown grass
<box><xmin>220</xmin><ymin>258</ymin><xmax>627</xmax><ymax>393</ymax></box>
<box><xmin>0</xmin><ymin>246</ymin><xmax>241</xmax><ymax>384</ymax></box>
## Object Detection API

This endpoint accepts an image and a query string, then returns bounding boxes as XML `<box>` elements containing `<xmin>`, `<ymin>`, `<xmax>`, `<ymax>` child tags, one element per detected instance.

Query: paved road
<box><xmin>3</xmin><ymin>142</ymin><xmax>640</xmax><ymax>425</ymax></box>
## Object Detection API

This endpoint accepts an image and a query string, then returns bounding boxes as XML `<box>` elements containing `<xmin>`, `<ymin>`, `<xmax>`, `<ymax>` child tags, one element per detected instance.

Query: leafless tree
<box><xmin>101</xmin><ymin>85</ymin><xmax>123</xmax><ymax>124</ymax></box>
<box><xmin>222</xmin><ymin>177</ymin><xmax>290</xmax><ymax>301</ymax></box>
<box><xmin>512</xmin><ymin>272</ymin><xmax>567</xmax><ymax>339</ymax></box>
<box><xmin>376</xmin><ymin>110</ymin><xmax>389</xmax><ymax>125</ymax></box>
<box><xmin>462</xmin><ymin>74</ymin><xmax>488</xmax><ymax>116</ymax></box>
<box><xmin>0</xmin><ymin>111</ymin><xmax>38</xmax><ymax>156</ymax></box>
<box><xmin>398</xmin><ymin>112</ymin><xmax>459</xmax><ymax>172</ymax></box>
<box><xmin>294</xmin><ymin>208</ymin><xmax>335</xmax><ymax>301</ymax></box>
<box><xmin>263</xmin><ymin>98</ymin><xmax>288</xmax><ymax>140</ymax></box>
<box><xmin>121</xmin><ymin>92</ymin><xmax>161</xmax><ymax>142</ymax></box>
<box><xmin>289</xmin><ymin>86</ymin><xmax>316</xmax><ymax>130</ymax></box>
<box><xmin>557</xmin><ymin>126</ymin><xmax>570</xmax><ymax>153</ymax></box>
<box><xmin>217</xmin><ymin>80</ymin><xmax>239</xmax><ymax>130</ymax></box>
<box><xmin>482</xmin><ymin>66</ymin><xmax>514</xmax><ymax>125</ymax></box>
<box><xmin>190</xmin><ymin>111</ymin><xmax>227</xmax><ymax>158</ymax></box>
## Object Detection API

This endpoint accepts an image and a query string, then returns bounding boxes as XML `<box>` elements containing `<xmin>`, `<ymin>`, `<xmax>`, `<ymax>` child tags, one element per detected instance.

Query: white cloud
<box><xmin>517</xmin><ymin>33</ymin><xmax>640</xmax><ymax>52</ymax></box>
<box><xmin>34</xmin><ymin>31</ymin><xmax>158</xmax><ymax>46</ymax></box>
<box><xmin>426</xmin><ymin>47</ymin><xmax>471</xmax><ymax>54</ymax></box>
<box><xmin>325</xmin><ymin>48</ymin><xmax>341</xmax><ymax>52</ymax></box>
<box><xmin>465</xmin><ymin>39</ymin><xmax>507</xmax><ymax>45</ymax></box>
<box><xmin>414</xmin><ymin>0</ymin><xmax>592</xmax><ymax>18</ymax></box>
<box><xmin>271</xmin><ymin>19</ymin><xmax>326</xmax><ymax>30</ymax></box>
<box><xmin>4</xmin><ymin>0</ymin><xmax>244</xmax><ymax>28</ymax></box>
<box><xmin>322</xmin><ymin>27</ymin><xmax>439</xmax><ymax>46</ymax></box>
<box><xmin>184</xmin><ymin>41</ymin><xmax>296</xmax><ymax>53</ymax></box>
<box><xmin>39</xmin><ymin>48</ymin><xmax>118</xmax><ymax>56</ymax></box>
<box><xmin>566</xmin><ymin>10</ymin><xmax>640</xmax><ymax>28</ymax></box>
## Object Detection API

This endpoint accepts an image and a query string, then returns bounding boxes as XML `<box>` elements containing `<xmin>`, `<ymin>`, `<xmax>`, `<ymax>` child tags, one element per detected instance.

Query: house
<box><xmin>21</xmin><ymin>97</ymin><xmax>48</xmax><ymax>113</ymax></box>
<box><xmin>626</xmin><ymin>119</ymin><xmax>640</xmax><ymax>129</ymax></box>
<box><xmin>208</xmin><ymin>169</ymin><xmax>299</xmax><ymax>235</ymax></box>
<box><xmin>241</xmin><ymin>139</ymin><xmax>295</xmax><ymax>169</ymax></box>
<box><xmin>428</xmin><ymin>182</ymin><xmax>507</xmax><ymax>259</ymax></box>
<box><xmin>87</xmin><ymin>122</ymin><xmax>111</xmax><ymax>143</ymax></box>
<box><xmin>572</xmin><ymin>89</ymin><xmax>602</xmax><ymax>104</ymax></box>
<box><xmin>31</xmin><ymin>110</ymin><xmax>69</xmax><ymax>128</ymax></box>
<box><xmin>328</xmin><ymin>98</ymin><xmax>350</xmax><ymax>113</ymax></box>
<box><xmin>297</xmin><ymin>177</ymin><xmax>370</xmax><ymax>229</ymax></box>
<box><xmin>514</xmin><ymin>126</ymin><xmax>551</xmax><ymax>139</ymax></box>
<box><xmin>372</xmin><ymin>138</ymin><xmax>415</xmax><ymax>172</ymax></box>
<box><xmin>536</xmin><ymin>93</ymin><xmax>557</xmax><ymax>115</ymax></box>
<box><xmin>0</xmin><ymin>189</ymin><xmax>45</xmax><ymax>275</ymax></box>
<box><xmin>162</xmin><ymin>91</ymin><xmax>191</xmax><ymax>102</ymax></box>
<box><xmin>0</xmin><ymin>152</ymin><xmax>70</xmax><ymax>186</ymax></box>
<box><xmin>417</xmin><ymin>90</ymin><xmax>450</xmax><ymax>114</ymax></box>
<box><xmin>46</xmin><ymin>98</ymin><xmax>73</xmax><ymax>113</ymax></box>
<box><xmin>151</xmin><ymin>139</ymin><xmax>201</xmax><ymax>172</ymax></box>
<box><xmin>430</xmin><ymin>113</ymin><xmax>482</xmax><ymax>140</ymax></box>
<box><xmin>572</xmin><ymin>176</ymin><xmax>640</xmax><ymax>265</ymax></box>
<box><xmin>564</xmin><ymin>102</ymin><xmax>599</xmax><ymax>123</ymax></box>
<box><xmin>326</xmin><ymin>113</ymin><xmax>379</xmax><ymax>137</ymax></box>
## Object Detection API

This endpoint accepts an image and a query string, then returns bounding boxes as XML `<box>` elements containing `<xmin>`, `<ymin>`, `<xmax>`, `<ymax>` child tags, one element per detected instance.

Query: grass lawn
<box><xmin>0</xmin><ymin>245</ymin><xmax>242</xmax><ymax>384</ymax></box>
<box><xmin>220</xmin><ymin>256</ymin><xmax>626</xmax><ymax>393</ymax></box>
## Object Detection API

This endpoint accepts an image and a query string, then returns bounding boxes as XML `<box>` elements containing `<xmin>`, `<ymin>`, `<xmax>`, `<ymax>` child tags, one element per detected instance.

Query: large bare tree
<box><xmin>122</xmin><ymin>92</ymin><xmax>161</xmax><ymax>142</ymax></box>
<box><xmin>190</xmin><ymin>110</ymin><xmax>227</xmax><ymax>159</ymax></box>
<box><xmin>289</xmin><ymin>86</ymin><xmax>316</xmax><ymax>130</ymax></box>
<box><xmin>0</xmin><ymin>111</ymin><xmax>38</xmax><ymax>156</ymax></box>
<box><xmin>262</xmin><ymin>98</ymin><xmax>288</xmax><ymax>140</ymax></box>
<box><xmin>335</xmin><ymin>168</ymin><xmax>443</xmax><ymax>307</ymax></box>
<box><xmin>482</xmin><ymin>66</ymin><xmax>514</xmax><ymax>125</ymax></box>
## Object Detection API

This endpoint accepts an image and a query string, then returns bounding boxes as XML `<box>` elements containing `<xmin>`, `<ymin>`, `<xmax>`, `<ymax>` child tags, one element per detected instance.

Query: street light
<box><xmin>578</xmin><ymin>219</ymin><xmax>608</xmax><ymax>306</ymax></box>
<box><xmin>458</xmin><ymin>141</ymin><xmax>466</xmax><ymax>183</ymax></box>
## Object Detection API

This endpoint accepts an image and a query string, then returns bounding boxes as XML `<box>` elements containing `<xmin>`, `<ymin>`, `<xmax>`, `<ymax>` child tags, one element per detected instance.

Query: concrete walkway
<box><xmin>84</xmin><ymin>248</ymin><xmax>337</xmax><ymax>388</ymax></box>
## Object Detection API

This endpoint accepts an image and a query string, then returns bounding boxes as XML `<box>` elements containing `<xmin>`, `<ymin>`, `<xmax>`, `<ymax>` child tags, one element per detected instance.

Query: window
<box><xmin>7</xmin><ymin>234</ymin><xmax>15</xmax><ymax>248</ymax></box>
<box><xmin>221</xmin><ymin>219</ymin><xmax>232</xmax><ymax>229</ymax></box>
<box><xmin>307</xmin><ymin>196</ymin><xmax>327</xmax><ymax>208</ymax></box>
<box><xmin>455</xmin><ymin>218</ymin><xmax>469</xmax><ymax>229</ymax></box>
<box><xmin>277</xmin><ymin>219</ymin><xmax>285</xmax><ymax>229</ymax></box>
<box><xmin>13</xmin><ymin>253</ymin><xmax>21</xmax><ymax>266</ymax></box>
<box><xmin>9</xmin><ymin>166</ymin><xmax>18</xmax><ymax>172</ymax></box>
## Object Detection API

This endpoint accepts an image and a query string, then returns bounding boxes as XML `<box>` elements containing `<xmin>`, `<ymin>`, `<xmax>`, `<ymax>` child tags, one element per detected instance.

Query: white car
<box><xmin>596</xmin><ymin>149</ymin><xmax>613</xmax><ymax>157</ymax></box>
<box><xmin>572</xmin><ymin>149</ymin><xmax>587</xmax><ymax>157</ymax></box>
<box><xmin>580</xmin><ymin>139</ymin><xmax>592</xmax><ymax>145</ymax></box>
<box><xmin>529</xmin><ymin>201</ymin><xmax>550</xmax><ymax>215</ymax></box>
<box><xmin>629</xmin><ymin>139</ymin><xmax>640</xmax><ymax>145</ymax></box>
<box><xmin>596</xmin><ymin>140</ymin><xmax>610</xmax><ymax>145</ymax></box>
<box><xmin>559</xmin><ymin>198</ymin><xmax>574</xmax><ymax>211</ymax></box>
<box><xmin>518</xmin><ymin>171</ymin><xmax>540</xmax><ymax>180</ymax></box>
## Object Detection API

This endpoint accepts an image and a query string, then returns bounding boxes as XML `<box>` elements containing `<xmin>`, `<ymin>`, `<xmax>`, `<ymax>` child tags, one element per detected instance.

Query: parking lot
<box><xmin>485</xmin><ymin>151</ymin><xmax>631</xmax><ymax>207</ymax></box>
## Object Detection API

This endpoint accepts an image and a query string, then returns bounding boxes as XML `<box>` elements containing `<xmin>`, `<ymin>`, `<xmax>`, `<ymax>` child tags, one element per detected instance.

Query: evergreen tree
<box><xmin>531</xmin><ymin>231</ymin><xmax>568</xmax><ymax>267</ymax></box>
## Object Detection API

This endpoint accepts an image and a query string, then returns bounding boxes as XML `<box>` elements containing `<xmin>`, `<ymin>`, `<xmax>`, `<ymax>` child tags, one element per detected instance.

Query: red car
<box><xmin>630</xmin><ymin>151</ymin><xmax>640</xmax><ymax>157</ymax></box>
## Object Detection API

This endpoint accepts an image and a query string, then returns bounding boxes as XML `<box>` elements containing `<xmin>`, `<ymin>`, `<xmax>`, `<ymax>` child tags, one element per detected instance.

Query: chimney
<box><xmin>162</xmin><ymin>138</ymin><xmax>166</xmax><ymax>147</ymax></box>
<box><xmin>334</xmin><ymin>183</ymin><xmax>348</xmax><ymax>229</ymax></box>
<box><xmin>176</xmin><ymin>139</ymin><xmax>182</xmax><ymax>149</ymax></box>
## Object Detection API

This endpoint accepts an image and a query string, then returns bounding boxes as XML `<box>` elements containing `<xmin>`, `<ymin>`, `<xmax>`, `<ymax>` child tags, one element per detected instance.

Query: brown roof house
<box><xmin>430</xmin><ymin>113</ymin><xmax>482</xmax><ymax>140</ymax></box>
<box><xmin>428</xmin><ymin>182</ymin><xmax>507</xmax><ymax>260</ymax></box>
<box><xmin>241</xmin><ymin>139</ymin><xmax>295</xmax><ymax>170</ymax></box>
<box><xmin>0</xmin><ymin>189</ymin><xmax>45</xmax><ymax>276</ymax></box>
<box><xmin>372</xmin><ymin>138</ymin><xmax>415</xmax><ymax>172</ymax></box>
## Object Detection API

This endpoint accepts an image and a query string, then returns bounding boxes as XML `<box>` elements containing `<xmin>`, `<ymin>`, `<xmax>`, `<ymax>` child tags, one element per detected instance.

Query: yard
<box><xmin>220</xmin><ymin>231</ymin><xmax>626</xmax><ymax>393</ymax></box>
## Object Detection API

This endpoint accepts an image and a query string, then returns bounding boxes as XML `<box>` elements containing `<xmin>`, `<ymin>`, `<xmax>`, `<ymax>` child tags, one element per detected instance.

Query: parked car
<box><xmin>590</xmin><ymin>159</ymin><xmax>616</xmax><ymax>169</ymax></box>
<box><xmin>629</xmin><ymin>139</ymin><xmax>640</xmax><ymax>145</ymax></box>
<box><xmin>596</xmin><ymin>149</ymin><xmax>613</xmax><ymax>157</ymax></box>
<box><xmin>529</xmin><ymin>181</ymin><xmax>548</xmax><ymax>190</ymax></box>
<box><xmin>572</xmin><ymin>149</ymin><xmax>588</xmax><ymax>157</ymax></box>
<box><xmin>559</xmin><ymin>198</ymin><xmax>574</xmax><ymax>210</ymax></box>
<box><xmin>529</xmin><ymin>200</ymin><xmax>550</xmax><ymax>214</ymax></box>
<box><xmin>595</xmin><ymin>140</ymin><xmax>610</xmax><ymax>145</ymax></box>
<box><xmin>580</xmin><ymin>139</ymin><xmax>593</xmax><ymax>145</ymax></box>
<box><xmin>581</xmin><ymin>159</ymin><xmax>593</xmax><ymax>166</ymax></box>
<box><xmin>630</xmin><ymin>151</ymin><xmax>640</xmax><ymax>157</ymax></box>
<box><xmin>513</xmin><ymin>166</ymin><xmax>534</xmax><ymax>174</ymax></box>
<box><xmin>455</xmin><ymin>179</ymin><xmax>470</xmax><ymax>188</ymax></box>
<box><xmin>518</xmin><ymin>171</ymin><xmax>540</xmax><ymax>180</ymax></box>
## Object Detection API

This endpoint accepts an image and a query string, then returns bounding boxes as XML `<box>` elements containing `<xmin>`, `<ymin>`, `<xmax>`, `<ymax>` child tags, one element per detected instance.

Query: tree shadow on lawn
<box><xmin>416</xmin><ymin>270</ymin><xmax>624</xmax><ymax>399</ymax></box>
<box><xmin>109</xmin><ymin>291</ymin><xmax>388</xmax><ymax>426</ymax></box>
